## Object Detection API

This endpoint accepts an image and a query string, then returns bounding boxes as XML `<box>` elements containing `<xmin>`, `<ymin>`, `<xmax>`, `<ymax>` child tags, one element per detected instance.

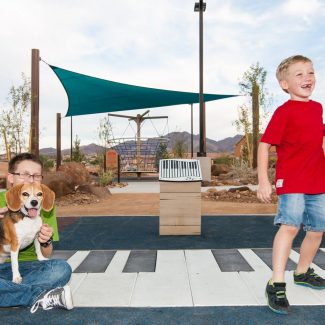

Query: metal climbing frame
<box><xmin>110</xmin><ymin>137</ymin><xmax>168</xmax><ymax>175</ymax></box>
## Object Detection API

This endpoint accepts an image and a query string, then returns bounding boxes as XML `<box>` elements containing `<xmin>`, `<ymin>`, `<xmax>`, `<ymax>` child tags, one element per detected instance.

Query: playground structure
<box><xmin>108</xmin><ymin>110</ymin><xmax>168</xmax><ymax>178</ymax></box>
<box><xmin>27</xmin><ymin>50</ymin><xmax>237</xmax><ymax>180</ymax></box>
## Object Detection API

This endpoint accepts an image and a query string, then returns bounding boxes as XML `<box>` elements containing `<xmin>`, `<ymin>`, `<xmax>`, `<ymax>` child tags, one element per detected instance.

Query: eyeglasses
<box><xmin>10</xmin><ymin>173</ymin><xmax>43</xmax><ymax>181</ymax></box>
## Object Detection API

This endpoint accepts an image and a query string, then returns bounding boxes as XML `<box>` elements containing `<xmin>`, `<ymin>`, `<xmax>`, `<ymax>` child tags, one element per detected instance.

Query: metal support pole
<box><xmin>31</xmin><ymin>49</ymin><xmax>40</xmax><ymax>157</ymax></box>
<box><xmin>70</xmin><ymin>116</ymin><xmax>73</xmax><ymax>161</ymax></box>
<box><xmin>117</xmin><ymin>154</ymin><xmax>120</xmax><ymax>183</ymax></box>
<box><xmin>56</xmin><ymin>113</ymin><xmax>61</xmax><ymax>170</ymax></box>
<box><xmin>195</xmin><ymin>0</ymin><xmax>206</xmax><ymax>157</ymax></box>
<box><xmin>191</xmin><ymin>104</ymin><xmax>194</xmax><ymax>158</ymax></box>
<box><xmin>136</xmin><ymin>114</ymin><xmax>141</xmax><ymax>173</ymax></box>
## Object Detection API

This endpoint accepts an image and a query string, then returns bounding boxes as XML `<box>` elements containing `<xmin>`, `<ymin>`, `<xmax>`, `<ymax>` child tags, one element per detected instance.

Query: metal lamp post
<box><xmin>194</xmin><ymin>0</ymin><xmax>206</xmax><ymax>157</ymax></box>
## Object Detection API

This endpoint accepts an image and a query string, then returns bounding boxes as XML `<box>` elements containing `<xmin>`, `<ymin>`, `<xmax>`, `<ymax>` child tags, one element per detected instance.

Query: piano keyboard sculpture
<box><xmin>159</xmin><ymin>159</ymin><xmax>202</xmax><ymax>235</ymax></box>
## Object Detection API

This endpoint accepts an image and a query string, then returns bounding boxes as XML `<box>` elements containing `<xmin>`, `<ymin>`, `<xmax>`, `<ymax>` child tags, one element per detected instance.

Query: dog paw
<box><xmin>12</xmin><ymin>276</ymin><xmax>22</xmax><ymax>284</ymax></box>
<box><xmin>38</xmin><ymin>256</ymin><xmax>49</xmax><ymax>261</ymax></box>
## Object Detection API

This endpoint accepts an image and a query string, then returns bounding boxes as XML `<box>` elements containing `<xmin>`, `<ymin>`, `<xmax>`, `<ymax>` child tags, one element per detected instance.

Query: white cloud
<box><xmin>281</xmin><ymin>0</ymin><xmax>324</xmax><ymax>16</ymax></box>
<box><xmin>1</xmin><ymin>0</ymin><xmax>325</xmax><ymax>152</ymax></box>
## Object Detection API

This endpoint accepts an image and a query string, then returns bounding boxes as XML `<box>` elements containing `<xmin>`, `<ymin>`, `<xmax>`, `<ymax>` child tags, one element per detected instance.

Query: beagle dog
<box><xmin>0</xmin><ymin>183</ymin><xmax>55</xmax><ymax>283</ymax></box>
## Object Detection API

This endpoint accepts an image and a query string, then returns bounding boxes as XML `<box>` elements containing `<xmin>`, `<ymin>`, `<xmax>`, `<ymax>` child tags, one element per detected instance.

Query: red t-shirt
<box><xmin>261</xmin><ymin>100</ymin><xmax>325</xmax><ymax>195</ymax></box>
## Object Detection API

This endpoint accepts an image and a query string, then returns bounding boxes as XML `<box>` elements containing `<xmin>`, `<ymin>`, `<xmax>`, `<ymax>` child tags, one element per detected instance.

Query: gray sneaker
<box><xmin>30</xmin><ymin>285</ymin><xmax>73</xmax><ymax>313</ymax></box>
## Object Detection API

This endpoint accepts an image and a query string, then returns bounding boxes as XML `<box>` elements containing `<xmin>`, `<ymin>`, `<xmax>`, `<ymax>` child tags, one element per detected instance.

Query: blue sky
<box><xmin>1</xmin><ymin>0</ymin><xmax>325</xmax><ymax>150</ymax></box>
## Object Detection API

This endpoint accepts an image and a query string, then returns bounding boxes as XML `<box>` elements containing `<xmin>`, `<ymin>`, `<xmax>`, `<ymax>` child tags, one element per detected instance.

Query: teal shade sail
<box><xmin>49</xmin><ymin>65</ymin><xmax>237</xmax><ymax>117</ymax></box>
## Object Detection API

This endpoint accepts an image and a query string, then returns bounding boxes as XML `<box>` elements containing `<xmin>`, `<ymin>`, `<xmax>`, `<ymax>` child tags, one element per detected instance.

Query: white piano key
<box><xmin>67</xmin><ymin>250</ymin><xmax>90</xmax><ymax>272</ymax></box>
<box><xmin>130</xmin><ymin>250</ymin><xmax>192</xmax><ymax>306</ymax></box>
<box><xmin>105</xmin><ymin>250</ymin><xmax>131</xmax><ymax>274</ymax></box>
<box><xmin>155</xmin><ymin>250</ymin><xmax>189</xmax><ymax>275</ymax></box>
<box><xmin>73</xmin><ymin>273</ymin><xmax>138</xmax><ymax>307</ymax></box>
<box><xmin>186</xmin><ymin>249</ymin><xmax>221</xmax><ymax>273</ymax></box>
<box><xmin>68</xmin><ymin>273</ymin><xmax>87</xmax><ymax>295</ymax></box>
<box><xmin>186</xmin><ymin>250</ymin><xmax>258</xmax><ymax>306</ymax></box>
<box><xmin>238</xmin><ymin>249</ymin><xmax>271</xmax><ymax>272</ymax></box>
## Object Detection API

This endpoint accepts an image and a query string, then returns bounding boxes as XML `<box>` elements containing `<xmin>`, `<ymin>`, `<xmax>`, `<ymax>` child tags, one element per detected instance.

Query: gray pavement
<box><xmin>109</xmin><ymin>181</ymin><xmax>258</xmax><ymax>194</ymax></box>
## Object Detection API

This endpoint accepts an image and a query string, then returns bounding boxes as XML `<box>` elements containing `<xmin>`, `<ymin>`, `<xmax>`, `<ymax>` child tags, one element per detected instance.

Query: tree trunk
<box><xmin>245</xmin><ymin>132</ymin><xmax>252</xmax><ymax>168</ymax></box>
<box><xmin>2</xmin><ymin>130</ymin><xmax>11</xmax><ymax>160</ymax></box>
<box><xmin>252</xmin><ymin>84</ymin><xmax>259</xmax><ymax>169</ymax></box>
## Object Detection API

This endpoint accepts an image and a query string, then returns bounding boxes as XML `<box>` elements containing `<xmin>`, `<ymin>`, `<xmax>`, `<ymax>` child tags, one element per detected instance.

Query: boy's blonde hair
<box><xmin>276</xmin><ymin>55</ymin><xmax>312</xmax><ymax>82</ymax></box>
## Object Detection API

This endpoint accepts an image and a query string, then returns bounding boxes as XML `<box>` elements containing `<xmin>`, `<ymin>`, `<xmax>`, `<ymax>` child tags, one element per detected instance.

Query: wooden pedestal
<box><xmin>159</xmin><ymin>181</ymin><xmax>201</xmax><ymax>235</ymax></box>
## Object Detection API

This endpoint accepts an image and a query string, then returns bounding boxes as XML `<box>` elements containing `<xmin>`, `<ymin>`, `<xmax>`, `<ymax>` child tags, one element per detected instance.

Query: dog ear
<box><xmin>5</xmin><ymin>184</ymin><xmax>24</xmax><ymax>211</ymax></box>
<box><xmin>40</xmin><ymin>184</ymin><xmax>55</xmax><ymax>212</ymax></box>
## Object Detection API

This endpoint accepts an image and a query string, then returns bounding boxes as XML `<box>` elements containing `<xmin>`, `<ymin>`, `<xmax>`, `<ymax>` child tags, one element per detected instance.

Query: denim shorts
<box><xmin>275</xmin><ymin>194</ymin><xmax>325</xmax><ymax>232</ymax></box>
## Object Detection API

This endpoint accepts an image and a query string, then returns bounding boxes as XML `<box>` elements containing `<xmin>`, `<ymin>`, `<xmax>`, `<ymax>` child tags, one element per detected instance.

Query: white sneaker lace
<box><xmin>30</xmin><ymin>287</ymin><xmax>63</xmax><ymax>314</ymax></box>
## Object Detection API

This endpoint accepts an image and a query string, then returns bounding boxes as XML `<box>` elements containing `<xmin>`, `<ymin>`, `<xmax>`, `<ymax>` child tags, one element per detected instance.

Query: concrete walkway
<box><xmin>109</xmin><ymin>181</ymin><xmax>258</xmax><ymax>194</ymax></box>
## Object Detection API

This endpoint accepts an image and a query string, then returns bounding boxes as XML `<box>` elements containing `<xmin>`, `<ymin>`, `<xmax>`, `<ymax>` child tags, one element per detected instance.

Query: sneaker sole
<box><xmin>63</xmin><ymin>285</ymin><xmax>74</xmax><ymax>310</ymax></box>
<box><xmin>265</xmin><ymin>291</ymin><xmax>289</xmax><ymax>315</ymax></box>
<box><xmin>294</xmin><ymin>281</ymin><xmax>325</xmax><ymax>290</ymax></box>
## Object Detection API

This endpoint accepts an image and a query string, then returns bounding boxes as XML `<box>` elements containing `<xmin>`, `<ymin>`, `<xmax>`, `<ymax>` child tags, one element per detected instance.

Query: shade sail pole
<box><xmin>191</xmin><ymin>104</ymin><xmax>194</xmax><ymax>158</ymax></box>
<box><xmin>70</xmin><ymin>116</ymin><xmax>73</xmax><ymax>160</ymax></box>
<box><xmin>56</xmin><ymin>113</ymin><xmax>61</xmax><ymax>170</ymax></box>
<box><xmin>30</xmin><ymin>49</ymin><xmax>40</xmax><ymax>157</ymax></box>
<box><xmin>195</xmin><ymin>0</ymin><xmax>206</xmax><ymax>157</ymax></box>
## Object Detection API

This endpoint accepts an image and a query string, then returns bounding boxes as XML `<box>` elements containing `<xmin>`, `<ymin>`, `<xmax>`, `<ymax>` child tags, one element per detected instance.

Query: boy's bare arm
<box><xmin>257</xmin><ymin>142</ymin><xmax>272</xmax><ymax>203</ymax></box>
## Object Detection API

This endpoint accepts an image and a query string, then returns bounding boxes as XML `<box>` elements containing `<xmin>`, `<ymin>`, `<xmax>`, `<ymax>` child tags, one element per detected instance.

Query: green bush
<box><xmin>213</xmin><ymin>156</ymin><xmax>234</xmax><ymax>166</ymax></box>
<box><xmin>99</xmin><ymin>169</ymin><xmax>115</xmax><ymax>186</ymax></box>
<box><xmin>39</xmin><ymin>155</ymin><xmax>55</xmax><ymax>171</ymax></box>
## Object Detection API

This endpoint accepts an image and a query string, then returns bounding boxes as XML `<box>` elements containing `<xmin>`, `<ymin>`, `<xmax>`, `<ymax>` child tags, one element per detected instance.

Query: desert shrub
<box><xmin>213</xmin><ymin>156</ymin><xmax>234</xmax><ymax>166</ymax></box>
<box><xmin>230</xmin><ymin>160</ymin><xmax>254</xmax><ymax>178</ymax></box>
<box><xmin>155</xmin><ymin>142</ymin><xmax>170</xmax><ymax>171</ymax></box>
<box><xmin>58</xmin><ymin>162</ymin><xmax>90</xmax><ymax>184</ymax></box>
<box><xmin>211</xmin><ymin>164</ymin><xmax>230</xmax><ymax>176</ymax></box>
<box><xmin>39</xmin><ymin>155</ymin><xmax>54</xmax><ymax>171</ymax></box>
<box><xmin>269</xmin><ymin>156</ymin><xmax>277</xmax><ymax>168</ymax></box>
<box><xmin>99</xmin><ymin>169</ymin><xmax>115</xmax><ymax>186</ymax></box>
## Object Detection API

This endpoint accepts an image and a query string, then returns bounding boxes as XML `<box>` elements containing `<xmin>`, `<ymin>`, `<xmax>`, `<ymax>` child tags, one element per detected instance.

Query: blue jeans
<box><xmin>0</xmin><ymin>259</ymin><xmax>72</xmax><ymax>307</ymax></box>
<box><xmin>275</xmin><ymin>193</ymin><xmax>325</xmax><ymax>231</ymax></box>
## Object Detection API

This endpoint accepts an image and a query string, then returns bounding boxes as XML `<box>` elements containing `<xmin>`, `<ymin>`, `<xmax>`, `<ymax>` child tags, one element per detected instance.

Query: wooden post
<box><xmin>252</xmin><ymin>85</ymin><xmax>259</xmax><ymax>169</ymax></box>
<box><xmin>2</xmin><ymin>130</ymin><xmax>11</xmax><ymax>161</ymax></box>
<box><xmin>117</xmin><ymin>154</ymin><xmax>120</xmax><ymax>183</ymax></box>
<box><xmin>30</xmin><ymin>49</ymin><xmax>40</xmax><ymax>157</ymax></box>
<box><xmin>56</xmin><ymin>113</ymin><xmax>61</xmax><ymax>170</ymax></box>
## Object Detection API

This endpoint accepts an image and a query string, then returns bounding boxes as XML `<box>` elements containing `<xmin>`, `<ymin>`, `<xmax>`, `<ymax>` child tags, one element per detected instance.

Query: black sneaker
<box><xmin>294</xmin><ymin>268</ymin><xmax>325</xmax><ymax>289</ymax></box>
<box><xmin>265</xmin><ymin>281</ymin><xmax>290</xmax><ymax>315</ymax></box>
<box><xmin>30</xmin><ymin>285</ymin><xmax>74</xmax><ymax>313</ymax></box>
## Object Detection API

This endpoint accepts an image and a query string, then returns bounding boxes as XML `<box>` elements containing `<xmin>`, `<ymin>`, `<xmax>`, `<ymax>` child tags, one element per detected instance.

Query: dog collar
<box><xmin>20</xmin><ymin>211</ymin><xmax>31</xmax><ymax>219</ymax></box>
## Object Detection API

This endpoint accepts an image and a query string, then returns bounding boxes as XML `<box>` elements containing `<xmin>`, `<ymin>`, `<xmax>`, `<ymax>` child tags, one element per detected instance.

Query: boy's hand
<box><xmin>257</xmin><ymin>181</ymin><xmax>273</xmax><ymax>203</ymax></box>
<box><xmin>0</xmin><ymin>207</ymin><xmax>8</xmax><ymax>218</ymax></box>
<box><xmin>38</xmin><ymin>224</ymin><xmax>53</xmax><ymax>244</ymax></box>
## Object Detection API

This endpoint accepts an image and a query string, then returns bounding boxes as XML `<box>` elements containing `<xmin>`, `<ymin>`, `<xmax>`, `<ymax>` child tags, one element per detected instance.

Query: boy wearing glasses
<box><xmin>0</xmin><ymin>153</ymin><xmax>73</xmax><ymax>313</ymax></box>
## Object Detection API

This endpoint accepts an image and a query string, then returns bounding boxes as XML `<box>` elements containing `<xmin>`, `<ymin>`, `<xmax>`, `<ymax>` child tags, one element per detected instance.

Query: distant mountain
<box><xmin>39</xmin><ymin>147</ymin><xmax>57</xmax><ymax>156</ymax></box>
<box><xmin>165</xmin><ymin>132</ymin><xmax>242</xmax><ymax>153</ymax></box>
<box><xmin>39</xmin><ymin>133</ymin><xmax>242</xmax><ymax>157</ymax></box>
<box><xmin>39</xmin><ymin>143</ymin><xmax>105</xmax><ymax>157</ymax></box>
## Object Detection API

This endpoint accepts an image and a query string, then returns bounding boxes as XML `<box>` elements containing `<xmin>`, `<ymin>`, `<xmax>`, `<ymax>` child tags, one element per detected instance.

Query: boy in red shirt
<box><xmin>257</xmin><ymin>55</ymin><xmax>325</xmax><ymax>314</ymax></box>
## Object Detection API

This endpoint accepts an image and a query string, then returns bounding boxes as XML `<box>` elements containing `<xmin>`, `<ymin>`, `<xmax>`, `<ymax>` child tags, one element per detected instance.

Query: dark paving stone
<box><xmin>123</xmin><ymin>250</ymin><xmax>157</xmax><ymax>273</ymax></box>
<box><xmin>293</xmin><ymin>248</ymin><xmax>325</xmax><ymax>270</ymax></box>
<box><xmin>74</xmin><ymin>250</ymin><xmax>116</xmax><ymax>273</ymax></box>
<box><xmin>211</xmin><ymin>249</ymin><xmax>254</xmax><ymax>272</ymax></box>
<box><xmin>252</xmin><ymin>248</ymin><xmax>297</xmax><ymax>271</ymax></box>
<box><xmin>51</xmin><ymin>250</ymin><xmax>76</xmax><ymax>260</ymax></box>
